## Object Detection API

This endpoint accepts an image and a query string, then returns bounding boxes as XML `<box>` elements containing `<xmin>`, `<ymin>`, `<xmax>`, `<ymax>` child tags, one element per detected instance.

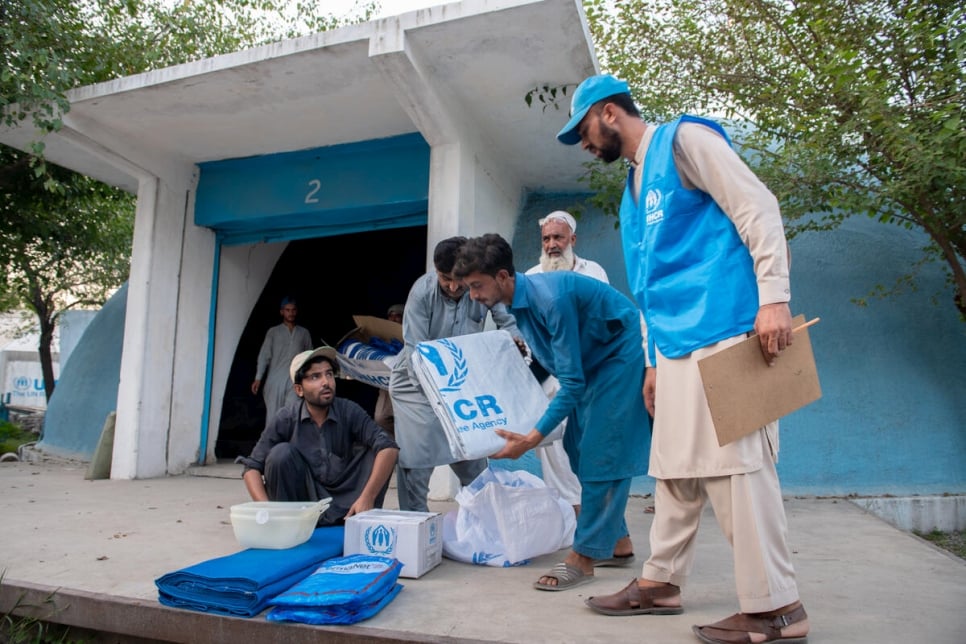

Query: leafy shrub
<box><xmin>0</xmin><ymin>421</ymin><xmax>34</xmax><ymax>456</ymax></box>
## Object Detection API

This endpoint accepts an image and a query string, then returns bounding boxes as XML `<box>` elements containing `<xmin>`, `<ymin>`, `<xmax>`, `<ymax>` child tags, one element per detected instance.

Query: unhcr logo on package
<box><xmin>417</xmin><ymin>339</ymin><xmax>467</xmax><ymax>392</ymax></box>
<box><xmin>364</xmin><ymin>524</ymin><xmax>396</xmax><ymax>556</ymax></box>
<box><xmin>418</xmin><ymin>335</ymin><xmax>511</xmax><ymax>435</ymax></box>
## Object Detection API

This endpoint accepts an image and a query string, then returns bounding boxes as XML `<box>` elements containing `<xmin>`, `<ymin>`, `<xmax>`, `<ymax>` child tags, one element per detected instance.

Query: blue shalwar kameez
<box><xmin>509</xmin><ymin>271</ymin><xmax>650</xmax><ymax>559</ymax></box>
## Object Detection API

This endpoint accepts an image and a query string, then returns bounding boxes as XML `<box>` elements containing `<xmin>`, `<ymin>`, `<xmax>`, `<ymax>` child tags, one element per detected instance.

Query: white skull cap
<box><xmin>537</xmin><ymin>210</ymin><xmax>576</xmax><ymax>233</ymax></box>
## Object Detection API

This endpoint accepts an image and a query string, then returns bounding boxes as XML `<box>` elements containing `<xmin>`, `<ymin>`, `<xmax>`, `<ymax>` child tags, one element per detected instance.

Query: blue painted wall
<box><xmin>40</xmin><ymin>284</ymin><xmax>127</xmax><ymax>459</ymax></box>
<box><xmin>511</xmin><ymin>194</ymin><xmax>966</xmax><ymax>497</ymax></box>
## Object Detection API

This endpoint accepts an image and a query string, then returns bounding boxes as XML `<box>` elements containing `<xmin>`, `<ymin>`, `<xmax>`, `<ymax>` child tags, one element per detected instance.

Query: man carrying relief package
<box><xmin>454</xmin><ymin>233</ymin><xmax>650</xmax><ymax>592</ymax></box>
<box><xmin>388</xmin><ymin>236</ymin><xmax>521</xmax><ymax>512</ymax></box>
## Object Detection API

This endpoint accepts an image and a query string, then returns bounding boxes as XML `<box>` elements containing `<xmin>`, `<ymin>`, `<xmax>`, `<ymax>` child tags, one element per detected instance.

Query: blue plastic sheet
<box><xmin>155</xmin><ymin>527</ymin><xmax>344</xmax><ymax>617</ymax></box>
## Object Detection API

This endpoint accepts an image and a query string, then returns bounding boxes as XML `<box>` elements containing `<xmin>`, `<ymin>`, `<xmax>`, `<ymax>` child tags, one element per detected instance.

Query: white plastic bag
<box><xmin>442</xmin><ymin>468</ymin><xmax>576</xmax><ymax>567</ymax></box>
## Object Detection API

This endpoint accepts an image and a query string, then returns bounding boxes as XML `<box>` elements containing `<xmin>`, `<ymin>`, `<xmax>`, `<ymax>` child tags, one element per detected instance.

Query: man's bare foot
<box><xmin>612</xmin><ymin>534</ymin><xmax>633</xmax><ymax>558</ymax></box>
<box><xmin>536</xmin><ymin>551</ymin><xmax>593</xmax><ymax>588</ymax></box>
<box><xmin>636</xmin><ymin>578</ymin><xmax>682</xmax><ymax>608</ymax></box>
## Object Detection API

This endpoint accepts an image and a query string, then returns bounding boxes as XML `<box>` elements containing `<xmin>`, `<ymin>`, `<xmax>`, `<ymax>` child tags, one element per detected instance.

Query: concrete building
<box><xmin>1</xmin><ymin>0</ymin><xmax>963</xmax><ymax>496</ymax></box>
<box><xmin>1</xmin><ymin>0</ymin><xmax>600</xmax><ymax>478</ymax></box>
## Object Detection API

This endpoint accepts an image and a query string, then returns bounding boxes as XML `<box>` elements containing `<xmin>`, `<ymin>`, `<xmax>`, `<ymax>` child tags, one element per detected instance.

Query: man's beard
<box><xmin>540</xmin><ymin>244</ymin><xmax>575</xmax><ymax>272</ymax></box>
<box><xmin>598</xmin><ymin>120</ymin><xmax>623</xmax><ymax>163</ymax></box>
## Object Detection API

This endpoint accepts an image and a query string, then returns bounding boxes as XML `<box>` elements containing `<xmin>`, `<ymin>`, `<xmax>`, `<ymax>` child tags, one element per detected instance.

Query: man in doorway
<box><xmin>453</xmin><ymin>233</ymin><xmax>649</xmax><ymax>592</ymax></box>
<box><xmin>386</xmin><ymin>303</ymin><xmax>405</xmax><ymax>325</ymax></box>
<box><xmin>251</xmin><ymin>296</ymin><xmax>312</xmax><ymax>422</ymax></box>
<box><xmin>388</xmin><ymin>236</ymin><xmax>520</xmax><ymax>512</ymax></box>
<box><xmin>525</xmin><ymin>210</ymin><xmax>608</xmax><ymax>520</ymax></box>
<box><xmin>238</xmin><ymin>347</ymin><xmax>399</xmax><ymax>526</ymax></box>
<box><xmin>556</xmin><ymin>74</ymin><xmax>807</xmax><ymax>643</ymax></box>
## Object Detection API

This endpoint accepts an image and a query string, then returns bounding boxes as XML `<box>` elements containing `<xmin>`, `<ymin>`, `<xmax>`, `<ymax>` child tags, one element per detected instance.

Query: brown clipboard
<box><xmin>697</xmin><ymin>315</ymin><xmax>821</xmax><ymax>446</ymax></box>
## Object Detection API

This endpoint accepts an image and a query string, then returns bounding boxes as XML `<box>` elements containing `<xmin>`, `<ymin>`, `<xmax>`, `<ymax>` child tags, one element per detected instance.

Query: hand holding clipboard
<box><xmin>698</xmin><ymin>315</ymin><xmax>822</xmax><ymax>446</ymax></box>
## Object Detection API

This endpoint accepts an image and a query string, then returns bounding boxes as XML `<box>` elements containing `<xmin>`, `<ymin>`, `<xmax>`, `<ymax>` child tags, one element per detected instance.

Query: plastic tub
<box><xmin>229</xmin><ymin>498</ymin><xmax>331</xmax><ymax>549</ymax></box>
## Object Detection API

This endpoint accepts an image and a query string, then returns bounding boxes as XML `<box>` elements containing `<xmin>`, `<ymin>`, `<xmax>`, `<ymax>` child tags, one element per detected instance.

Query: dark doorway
<box><xmin>215</xmin><ymin>225</ymin><xmax>426</xmax><ymax>459</ymax></box>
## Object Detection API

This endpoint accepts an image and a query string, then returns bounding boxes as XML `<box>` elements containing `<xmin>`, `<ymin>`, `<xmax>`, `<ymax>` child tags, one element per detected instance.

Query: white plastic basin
<box><xmin>229</xmin><ymin>498</ymin><xmax>331</xmax><ymax>549</ymax></box>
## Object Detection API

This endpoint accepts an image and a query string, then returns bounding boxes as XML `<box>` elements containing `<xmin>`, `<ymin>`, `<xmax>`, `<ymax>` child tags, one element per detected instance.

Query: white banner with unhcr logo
<box><xmin>412</xmin><ymin>330</ymin><xmax>555</xmax><ymax>461</ymax></box>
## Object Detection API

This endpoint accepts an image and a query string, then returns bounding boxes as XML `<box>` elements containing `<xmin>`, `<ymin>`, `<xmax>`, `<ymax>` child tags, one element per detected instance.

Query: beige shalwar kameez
<box><xmin>634</xmin><ymin>122</ymin><xmax>800</xmax><ymax>613</ymax></box>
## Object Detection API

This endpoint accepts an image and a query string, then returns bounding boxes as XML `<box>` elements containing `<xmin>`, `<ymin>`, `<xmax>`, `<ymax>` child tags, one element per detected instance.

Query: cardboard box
<box><xmin>332</xmin><ymin>315</ymin><xmax>404</xmax><ymax>390</ymax></box>
<box><xmin>344</xmin><ymin>509</ymin><xmax>442</xmax><ymax>578</ymax></box>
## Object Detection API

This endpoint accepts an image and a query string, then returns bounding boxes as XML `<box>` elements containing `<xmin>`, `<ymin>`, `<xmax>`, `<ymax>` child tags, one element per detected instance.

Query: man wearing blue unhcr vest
<box><xmin>452</xmin><ymin>234</ymin><xmax>650</xmax><ymax>593</ymax></box>
<box><xmin>555</xmin><ymin>74</ymin><xmax>809</xmax><ymax>644</ymax></box>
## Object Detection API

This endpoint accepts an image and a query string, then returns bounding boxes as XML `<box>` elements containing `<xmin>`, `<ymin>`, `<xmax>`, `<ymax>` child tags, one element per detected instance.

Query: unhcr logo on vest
<box><xmin>645</xmin><ymin>188</ymin><xmax>664</xmax><ymax>225</ymax></box>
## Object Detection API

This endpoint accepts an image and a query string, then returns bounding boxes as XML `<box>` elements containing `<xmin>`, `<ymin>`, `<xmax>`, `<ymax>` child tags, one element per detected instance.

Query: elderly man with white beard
<box><xmin>524</xmin><ymin>212</ymin><xmax>620</xmax><ymax>528</ymax></box>
<box><xmin>527</xmin><ymin>211</ymin><xmax>608</xmax><ymax>280</ymax></box>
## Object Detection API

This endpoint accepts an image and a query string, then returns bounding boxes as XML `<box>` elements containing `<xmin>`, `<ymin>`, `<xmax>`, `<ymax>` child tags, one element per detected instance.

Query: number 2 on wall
<box><xmin>304</xmin><ymin>179</ymin><xmax>322</xmax><ymax>204</ymax></box>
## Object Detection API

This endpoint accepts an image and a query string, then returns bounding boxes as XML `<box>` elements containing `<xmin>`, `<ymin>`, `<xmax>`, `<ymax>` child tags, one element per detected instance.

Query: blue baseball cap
<box><xmin>556</xmin><ymin>74</ymin><xmax>631</xmax><ymax>145</ymax></box>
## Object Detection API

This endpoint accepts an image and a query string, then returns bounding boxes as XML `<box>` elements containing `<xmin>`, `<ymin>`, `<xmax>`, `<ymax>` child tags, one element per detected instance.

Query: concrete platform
<box><xmin>2</xmin><ymin>459</ymin><xmax>965</xmax><ymax>643</ymax></box>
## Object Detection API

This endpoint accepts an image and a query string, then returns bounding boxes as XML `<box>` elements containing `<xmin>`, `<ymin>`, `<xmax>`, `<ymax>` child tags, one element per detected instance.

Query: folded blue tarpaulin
<box><xmin>266</xmin><ymin>554</ymin><xmax>404</xmax><ymax>625</ymax></box>
<box><xmin>267</xmin><ymin>583</ymin><xmax>402</xmax><ymax>625</ymax></box>
<box><xmin>155</xmin><ymin>526</ymin><xmax>344</xmax><ymax>617</ymax></box>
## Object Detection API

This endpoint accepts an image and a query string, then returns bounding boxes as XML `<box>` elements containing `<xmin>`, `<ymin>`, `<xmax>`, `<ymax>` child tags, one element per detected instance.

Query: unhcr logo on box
<box><xmin>364</xmin><ymin>524</ymin><xmax>396</xmax><ymax>556</ymax></box>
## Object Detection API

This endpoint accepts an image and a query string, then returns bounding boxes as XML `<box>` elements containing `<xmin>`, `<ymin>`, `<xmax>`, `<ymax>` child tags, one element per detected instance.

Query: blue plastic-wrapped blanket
<box><xmin>266</xmin><ymin>554</ymin><xmax>403</xmax><ymax>625</ymax></box>
<box><xmin>155</xmin><ymin>526</ymin><xmax>344</xmax><ymax>617</ymax></box>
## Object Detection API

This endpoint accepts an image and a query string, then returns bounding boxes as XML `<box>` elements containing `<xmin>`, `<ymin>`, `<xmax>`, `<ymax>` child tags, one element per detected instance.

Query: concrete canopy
<box><xmin>0</xmin><ymin>0</ymin><xmax>598</xmax><ymax>194</ymax></box>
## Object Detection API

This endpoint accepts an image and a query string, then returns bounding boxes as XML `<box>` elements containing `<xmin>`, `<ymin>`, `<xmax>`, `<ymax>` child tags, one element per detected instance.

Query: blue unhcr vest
<box><xmin>620</xmin><ymin>114</ymin><xmax>759</xmax><ymax>362</ymax></box>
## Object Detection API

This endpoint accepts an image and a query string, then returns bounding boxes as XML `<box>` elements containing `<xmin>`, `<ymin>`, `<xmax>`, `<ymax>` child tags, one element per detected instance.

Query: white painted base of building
<box><xmin>851</xmin><ymin>495</ymin><xmax>966</xmax><ymax>532</ymax></box>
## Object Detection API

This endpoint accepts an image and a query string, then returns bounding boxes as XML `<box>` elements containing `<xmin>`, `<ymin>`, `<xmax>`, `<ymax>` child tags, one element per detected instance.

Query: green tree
<box><xmin>581</xmin><ymin>0</ymin><xmax>965</xmax><ymax>316</ymax></box>
<box><xmin>1</xmin><ymin>0</ymin><xmax>378</xmax><ymax>399</ymax></box>
<box><xmin>0</xmin><ymin>145</ymin><xmax>133</xmax><ymax>400</ymax></box>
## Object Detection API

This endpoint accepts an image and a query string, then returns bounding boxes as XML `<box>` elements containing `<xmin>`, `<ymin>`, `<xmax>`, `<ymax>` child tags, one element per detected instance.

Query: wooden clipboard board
<box><xmin>698</xmin><ymin>315</ymin><xmax>821</xmax><ymax>446</ymax></box>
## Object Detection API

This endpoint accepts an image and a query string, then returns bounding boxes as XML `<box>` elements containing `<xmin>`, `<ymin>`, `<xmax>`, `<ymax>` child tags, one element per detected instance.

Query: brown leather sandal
<box><xmin>692</xmin><ymin>603</ymin><xmax>808</xmax><ymax>643</ymax></box>
<box><xmin>584</xmin><ymin>578</ymin><xmax>683</xmax><ymax>616</ymax></box>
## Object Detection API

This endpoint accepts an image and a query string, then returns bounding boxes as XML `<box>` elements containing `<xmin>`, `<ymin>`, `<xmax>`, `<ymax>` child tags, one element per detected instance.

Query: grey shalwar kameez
<box><xmin>255</xmin><ymin>323</ymin><xmax>312</xmax><ymax>421</ymax></box>
<box><xmin>237</xmin><ymin>397</ymin><xmax>398</xmax><ymax>526</ymax></box>
<box><xmin>389</xmin><ymin>271</ymin><xmax>518</xmax><ymax>511</ymax></box>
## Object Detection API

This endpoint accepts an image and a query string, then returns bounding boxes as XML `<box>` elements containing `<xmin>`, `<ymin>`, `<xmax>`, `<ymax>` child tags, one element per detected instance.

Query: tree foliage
<box><xmin>582</xmin><ymin>0</ymin><xmax>965</xmax><ymax>316</ymax></box>
<box><xmin>0</xmin><ymin>0</ymin><xmax>378</xmax><ymax>399</ymax></box>
<box><xmin>0</xmin><ymin>145</ymin><xmax>134</xmax><ymax>399</ymax></box>
<box><xmin>2</xmin><ymin>0</ymin><xmax>379</xmax><ymax>181</ymax></box>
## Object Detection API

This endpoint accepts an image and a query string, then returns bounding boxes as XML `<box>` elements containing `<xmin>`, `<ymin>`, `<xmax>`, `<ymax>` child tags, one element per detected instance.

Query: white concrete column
<box><xmin>113</xmin><ymin>172</ymin><xmax>200</xmax><ymax>478</ymax></box>
<box><xmin>167</xmin><ymin>181</ymin><xmax>217</xmax><ymax>472</ymax></box>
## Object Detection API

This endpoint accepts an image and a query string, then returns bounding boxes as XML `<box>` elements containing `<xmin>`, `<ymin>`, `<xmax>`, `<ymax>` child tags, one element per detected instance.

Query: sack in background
<box><xmin>442</xmin><ymin>468</ymin><xmax>575</xmax><ymax>567</ymax></box>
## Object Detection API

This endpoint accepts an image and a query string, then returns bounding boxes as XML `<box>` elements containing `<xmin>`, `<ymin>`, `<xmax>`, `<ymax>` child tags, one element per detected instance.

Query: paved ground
<box><xmin>2</xmin><ymin>458</ymin><xmax>965</xmax><ymax>643</ymax></box>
